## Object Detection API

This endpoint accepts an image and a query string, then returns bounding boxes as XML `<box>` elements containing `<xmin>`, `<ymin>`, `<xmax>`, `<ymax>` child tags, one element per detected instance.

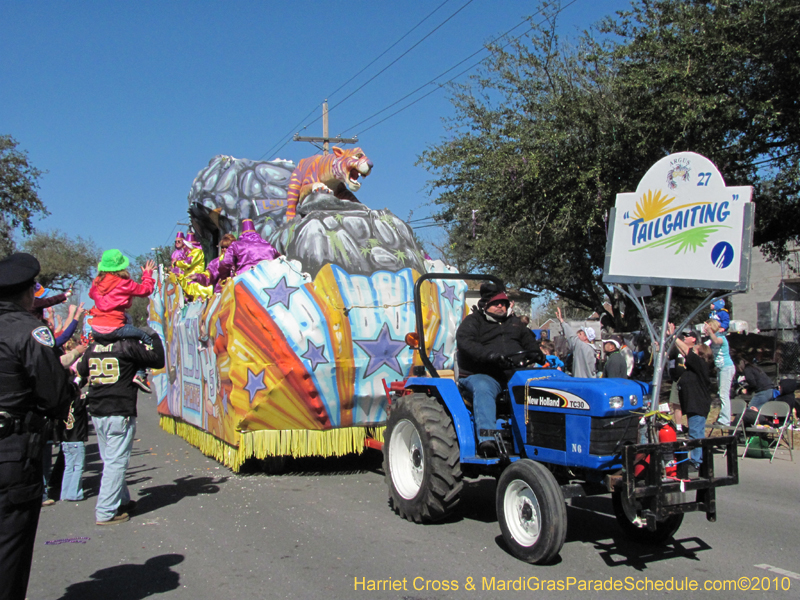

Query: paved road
<box><xmin>29</xmin><ymin>399</ymin><xmax>799</xmax><ymax>599</ymax></box>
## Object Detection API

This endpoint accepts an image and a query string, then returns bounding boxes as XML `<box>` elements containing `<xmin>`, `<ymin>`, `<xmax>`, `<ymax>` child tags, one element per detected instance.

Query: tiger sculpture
<box><xmin>285</xmin><ymin>146</ymin><xmax>373</xmax><ymax>220</ymax></box>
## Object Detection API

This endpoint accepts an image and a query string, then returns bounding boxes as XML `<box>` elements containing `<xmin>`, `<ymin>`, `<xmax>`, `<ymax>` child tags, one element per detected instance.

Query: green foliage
<box><xmin>419</xmin><ymin>0</ymin><xmax>800</xmax><ymax>329</ymax></box>
<box><xmin>127</xmin><ymin>251</ymin><xmax>167</xmax><ymax>328</ymax></box>
<box><xmin>0</xmin><ymin>135</ymin><xmax>48</xmax><ymax>255</ymax></box>
<box><xmin>21</xmin><ymin>230</ymin><xmax>101</xmax><ymax>291</ymax></box>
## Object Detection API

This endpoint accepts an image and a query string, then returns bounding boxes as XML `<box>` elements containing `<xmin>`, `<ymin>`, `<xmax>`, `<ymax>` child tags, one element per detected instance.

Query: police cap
<box><xmin>0</xmin><ymin>253</ymin><xmax>40</xmax><ymax>296</ymax></box>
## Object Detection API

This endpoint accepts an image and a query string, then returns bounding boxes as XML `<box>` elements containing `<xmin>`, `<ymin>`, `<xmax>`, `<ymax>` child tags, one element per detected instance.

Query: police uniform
<box><xmin>0</xmin><ymin>253</ymin><xmax>73</xmax><ymax>600</ymax></box>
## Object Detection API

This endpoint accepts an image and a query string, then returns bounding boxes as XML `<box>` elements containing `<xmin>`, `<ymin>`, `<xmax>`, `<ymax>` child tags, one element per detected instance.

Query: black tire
<box><xmin>612</xmin><ymin>489</ymin><xmax>684</xmax><ymax>544</ymax></box>
<box><xmin>383</xmin><ymin>393</ymin><xmax>463</xmax><ymax>523</ymax></box>
<box><xmin>496</xmin><ymin>459</ymin><xmax>567</xmax><ymax>564</ymax></box>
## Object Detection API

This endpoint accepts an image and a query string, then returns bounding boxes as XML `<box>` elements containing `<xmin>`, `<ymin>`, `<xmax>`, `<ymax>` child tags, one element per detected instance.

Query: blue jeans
<box><xmin>92</xmin><ymin>324</ymin><xmax>153</xmax><ymax>378</ymax></box>
<box><xmin>460</xmin><ymin>374</ymin><xmax>502</xmax><ymax>444</ymax></box>
<box><xmin>749</xmin><ymin>389</ymin><xmax>774</xmax><ymax>412</ymax></box>
<box><xmin>42</xmin><ymin>441</ymin><xmax>54</xmax><ymax>502</ymax></box>
<box><xmin>717</xmin><ymin>365</ymin><xmax>735</xmax><ymax>425</ymax></box>
<box><xmin>60</xmin><ymin>442</ymin><xmax>86</xmax><ymax>501</ymax></box>
<box><xmin>92</xmin><ymin>416</ymin><xmax>136</xmax><ymax>521</ymax></box>
<box><xmin>687</xmin><ymin>414</ymin><xmax>707</xmax><ymax>466</ymax></box>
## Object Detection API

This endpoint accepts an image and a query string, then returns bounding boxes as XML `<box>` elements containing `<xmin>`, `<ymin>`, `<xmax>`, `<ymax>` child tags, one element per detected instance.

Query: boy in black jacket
<box><xmin>59</xmin><ymin>394</ymin><xmax>88</xmax><ymax>501</ymax></box>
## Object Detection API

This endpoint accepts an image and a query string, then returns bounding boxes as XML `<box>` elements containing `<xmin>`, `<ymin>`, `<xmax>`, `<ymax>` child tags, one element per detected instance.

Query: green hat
<box><xmin>98</xmin><ymin>249</ymin><xmax>130</xmax><ymax>272</ymax></box>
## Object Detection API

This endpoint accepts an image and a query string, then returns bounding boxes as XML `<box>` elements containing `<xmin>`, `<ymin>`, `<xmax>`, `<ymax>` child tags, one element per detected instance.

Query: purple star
<box><xmin>221</xmin><ymin>387</ymin><xmax>229</xmax><ymax>414</ymax></box>
<box><xmin>263</xmin><ymin>277</ymin><xmax>298</xmax><ymax>309</ymax></box>
<box><xmin>214</xmin><ymin>317</ymin><xmax>223</xmax><ymax>338</ymax></box>
<box><xmin>430</xmin><ymin>346</ymin><xmax>448</xmax><ymax>371</ymax></box>
<box><xmin>244</xmin><ymin>368</ymin><xmax>266</xmax><ymax>405</ymax></box>
<box><xmin>441</xmin><ymin>282</ymin><xmax>458</xmax><ymax>306</ymax></box>
<box><xmin>355</xmin><ymin>323</ymin><xmax>407</xmax><ymax>379</ymax></box>
<box><xmin>302</xmin><ymin>340</ymin><xmax>329</xmax><ymax>371</ymax></box>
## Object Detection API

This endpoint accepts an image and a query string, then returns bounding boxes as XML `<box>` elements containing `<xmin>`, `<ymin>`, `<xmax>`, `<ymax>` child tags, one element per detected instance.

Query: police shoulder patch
<box><xmin>32</xmin><ymin>326</ymin><xmax>55</xmax><ymax>347</ymax></box>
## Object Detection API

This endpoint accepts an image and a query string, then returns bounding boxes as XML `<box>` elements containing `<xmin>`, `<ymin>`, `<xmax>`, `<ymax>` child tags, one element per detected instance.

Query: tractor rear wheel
<box><xmin>383</xmin><ymin>393</ymin><xmax>462</xmax><ymax>523</ymax></box>
<box><xmin>496</xmin><ymin>459</ymin><xmax>567</xmax><ymax>564</ymax></box>
<box><xmin>612</xmin><ymin>489</ymin><xmax>684</xmax><ymax>544</ymax></box>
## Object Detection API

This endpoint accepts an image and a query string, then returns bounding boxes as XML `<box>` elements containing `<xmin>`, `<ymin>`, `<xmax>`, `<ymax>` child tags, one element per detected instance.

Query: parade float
<box><xmin>148</xmin><ymin>148</ymin><xmax>466</xmax><ymax>470</ymax></box>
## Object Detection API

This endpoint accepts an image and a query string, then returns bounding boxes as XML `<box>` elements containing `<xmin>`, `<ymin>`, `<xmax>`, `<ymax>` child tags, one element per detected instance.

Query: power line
<box><xmin>258</xmin><ymin>2</ymin><xmax>457</xmax><ymax>160</ymax></box>
<box><xmin>291</xmin><ymin>0</ymin><xmax>478</xmax><ymax>140</ymax></box>
<box><xmin>327</xmin><ymin>0</ymin><xmax>476</xmax><ymax>115</ymax></box>
<box><xmin>258</xmin><ymin>103</ymin><xmax>322</xmax><ymax>160</ymax></box>
<box><xmin>327</xmin><ymin>0</ymin><xmax>453</xmax><ymax>100</ymax></box>
<box><xmin>349</xmin><ymin>0</ymin><xmax>578</xmax><ymax>137</ymax></box>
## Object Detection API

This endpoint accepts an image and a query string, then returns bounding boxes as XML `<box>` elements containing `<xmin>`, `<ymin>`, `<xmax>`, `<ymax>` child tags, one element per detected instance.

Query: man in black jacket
<box><xmin>456</xmin><ymin>283</ymin><xmax>543</xmax><ymax>457</ymax></box>
<box><xmin>0</xmin><ymin>253</ymin><xmax>73</xmax><ymax>600</ymax></box>
<box><xmin>76</xmin><ymin>327</ymin><xmax>165</xmax><ymax>525</ymax></box>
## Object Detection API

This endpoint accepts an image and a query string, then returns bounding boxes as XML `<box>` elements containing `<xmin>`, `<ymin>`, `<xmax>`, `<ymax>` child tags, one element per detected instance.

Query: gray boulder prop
<box><xmin>188</xmin><ymin>155</ymin><xmax>295</xmax><ymax>239</ymax></box>
<box><xmin>188</xmin><ymin>155</ymin><xmax>428</xmax><ymax>279</ymax></box>
<box><xmin>270</xmin><ymin>208</ymin><xmax>427</xmax><ymax>279</ymax></box>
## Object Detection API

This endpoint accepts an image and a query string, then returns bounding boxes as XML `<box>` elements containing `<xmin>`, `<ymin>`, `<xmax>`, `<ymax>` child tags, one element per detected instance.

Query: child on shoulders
<box><xmin>88</xmin><ymin>249</ymin><xmax>156</xmax><ymax>392</ymax></box>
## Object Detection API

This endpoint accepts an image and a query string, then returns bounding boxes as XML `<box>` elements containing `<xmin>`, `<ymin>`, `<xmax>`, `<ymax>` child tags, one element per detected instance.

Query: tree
<box><xmin>21</xmin><ymin>230</ymin><xmax>101</xmax><ymax>291</ymax></box>
<box><xmin>127</xmin><ymin>249</ymin><xmax>169</xmax><ymax>327</ymax></box>
<box><xmin>607</xmin><ymin>0</ymin><xmax>800</xmax><ymax>258</ymax></box>
<box><xmin>419</xmin><ymin>0</ymin><xmax>800</xmax><ymax>330</ymax></box>
<box><xmin>0</xmin><ymin>135</ymin><xmax>49</xmax><ymax>255</ymax></box>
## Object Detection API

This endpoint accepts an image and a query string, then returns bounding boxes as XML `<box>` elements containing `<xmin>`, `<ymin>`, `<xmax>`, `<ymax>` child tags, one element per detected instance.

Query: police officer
<box><xmin>0</xmin><ymin>253</ymin><xmax>73</xmax><ymax>600</ymax></box>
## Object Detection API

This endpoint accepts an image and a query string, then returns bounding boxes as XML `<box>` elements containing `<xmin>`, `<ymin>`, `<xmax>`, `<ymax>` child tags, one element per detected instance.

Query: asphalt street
<box><xmin>28</xmin><ymin>397</ymin><xmax>800</xmax><ymax>600</ymax></box>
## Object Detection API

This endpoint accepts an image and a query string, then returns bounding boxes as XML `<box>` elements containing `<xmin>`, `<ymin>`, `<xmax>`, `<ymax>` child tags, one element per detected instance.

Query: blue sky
<box><xmin>2</xmin><ymin>0</ymin><xmax>631</xmax><ymax>263</ymax></box>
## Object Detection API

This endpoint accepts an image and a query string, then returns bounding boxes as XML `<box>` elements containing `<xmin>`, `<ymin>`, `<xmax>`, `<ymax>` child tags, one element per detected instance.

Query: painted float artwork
<box><xmin>149</xmin><ymin>150</ymin><xmax>466</xmax><ymax>470</ymax></box>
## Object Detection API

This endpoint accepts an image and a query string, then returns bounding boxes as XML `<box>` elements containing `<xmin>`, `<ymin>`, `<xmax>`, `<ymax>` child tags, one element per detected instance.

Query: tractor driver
<box><xmin>456</xmin><ymin>283</ymin><xmax>545</xmax><ymax>457</ymax></box>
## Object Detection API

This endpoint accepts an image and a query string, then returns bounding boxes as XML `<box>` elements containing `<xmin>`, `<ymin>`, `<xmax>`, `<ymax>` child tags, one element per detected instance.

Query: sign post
<box><xmin>603</xmin><ymin>152</ymin><xmax>754</xmax><ymax>437</ymax></box>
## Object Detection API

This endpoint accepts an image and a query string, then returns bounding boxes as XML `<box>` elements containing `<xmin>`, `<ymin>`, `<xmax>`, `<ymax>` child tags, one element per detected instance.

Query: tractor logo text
<box><xmin>526</xmin><ymin>389</ymin><xmax>590</xmax><ymax>410</ymax></box>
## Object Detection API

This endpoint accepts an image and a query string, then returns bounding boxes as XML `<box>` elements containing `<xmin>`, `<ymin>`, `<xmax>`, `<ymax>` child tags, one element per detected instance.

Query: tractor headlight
<box><xmin>629</xmin><ymin>394</ymin><xmax>638</xmax><ymax>407</ymax></box>
<box><xmin>609</xmin><ymin>396</ymin><xmax>624</xmax><ymax>409</ymax></box>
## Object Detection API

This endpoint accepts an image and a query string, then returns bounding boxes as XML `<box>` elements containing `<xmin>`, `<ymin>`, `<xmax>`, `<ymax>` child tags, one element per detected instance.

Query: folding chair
<box><xmin>707</xmin><ymin>397</ymin><xmax>747</xmax><ymax>440</ymax></box>
<box><xmin>741</xmin><ymin>400</ymin><xmax>794</xmax><ymax>463</ymax></box>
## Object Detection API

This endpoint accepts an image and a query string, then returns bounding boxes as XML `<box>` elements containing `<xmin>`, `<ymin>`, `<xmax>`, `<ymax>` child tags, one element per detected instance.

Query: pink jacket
<box><xmin>89</xmin><ymin>270</ymin><xmax>155</xmax><ymax>330</ymax></box>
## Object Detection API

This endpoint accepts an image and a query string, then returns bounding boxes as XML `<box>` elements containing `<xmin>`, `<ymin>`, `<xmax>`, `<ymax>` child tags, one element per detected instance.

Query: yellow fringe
<box><xmin>159</xmin><ymin>416</ymin><xmax>385</xmax><ymax>472</ymax></box>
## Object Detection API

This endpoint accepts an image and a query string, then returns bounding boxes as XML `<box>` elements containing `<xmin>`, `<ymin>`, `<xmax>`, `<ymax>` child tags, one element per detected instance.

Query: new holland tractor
<box><xmin>382</xmin><ymin>273</ymin><xmax>739</xmax><ymax>564</ymax></box>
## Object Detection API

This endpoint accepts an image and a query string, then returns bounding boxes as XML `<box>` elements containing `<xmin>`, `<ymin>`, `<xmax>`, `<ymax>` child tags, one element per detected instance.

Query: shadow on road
<box><xmin>238</xmin><ymin>448</ymin><xmax>385</xmax><ymax>477</ymax></box>
<box><xmin>55</xmin><ymin>554</ymin><xmax>183</xmax><ymax>600</ymax></box>
<box><xmin>133</xmin><ymin>475</ymin><xmax>228</xmax><ymax>516</ymax></box>
<box><xmin>567</xmin><ymin>496</ymin><xmax>712</xmax><ymax>570</ymax></box>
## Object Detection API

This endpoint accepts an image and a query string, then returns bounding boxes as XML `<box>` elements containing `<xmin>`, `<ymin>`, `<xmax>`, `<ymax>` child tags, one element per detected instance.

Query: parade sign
<box><xmin>603</xmin><ymin>152</ymin><xmax>754</xmax><ymax>290</ymax></box>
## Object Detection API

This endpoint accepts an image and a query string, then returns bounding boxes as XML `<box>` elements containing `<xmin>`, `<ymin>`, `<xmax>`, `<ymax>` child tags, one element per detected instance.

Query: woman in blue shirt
<box><xmin>706</xmin><ymin>319</ymin><xmax>734</xmax><ymax>426</ymax></box>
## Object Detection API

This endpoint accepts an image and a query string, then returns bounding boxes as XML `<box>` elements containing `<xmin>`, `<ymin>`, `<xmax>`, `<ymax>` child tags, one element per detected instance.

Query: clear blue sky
<box><xmin>2</xmin><ymin>0</ymin><xmax>631</xmax><ymax>262</ymax></box>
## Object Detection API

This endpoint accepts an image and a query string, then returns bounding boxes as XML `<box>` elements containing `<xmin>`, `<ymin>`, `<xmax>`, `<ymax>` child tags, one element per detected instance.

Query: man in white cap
<box><xmin>602</xmin><ymin>335</ymin><xmax>628</xmax><ymax>379</ymax></box>
<box><xmin>556</xmin><ymin>307</ymin><xmax>597</xmax><ymax>378</ymax></box>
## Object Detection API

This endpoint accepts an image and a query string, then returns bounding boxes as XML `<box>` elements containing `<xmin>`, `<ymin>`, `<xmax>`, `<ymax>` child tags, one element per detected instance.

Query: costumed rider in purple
<box><xmin>456</xmin><ymin>283</ymin><xmax>546</xmax><ymax>457</ymax></box>
<box><xmin>218</xmin><ymin>218</ymin><xmax>279</xmax><ymax>280</ymax></box>
<box><xmin>170</xmin><ymin>232</ymin><xmax>190</xmax><ymax>276</ymax></box>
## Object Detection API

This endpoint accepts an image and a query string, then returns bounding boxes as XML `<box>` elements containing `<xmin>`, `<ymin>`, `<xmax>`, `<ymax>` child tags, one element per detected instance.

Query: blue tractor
<box><xmin>383</xmin><ymin>273</ymin><xmax>739</xmax><ymax>564</ymax></box>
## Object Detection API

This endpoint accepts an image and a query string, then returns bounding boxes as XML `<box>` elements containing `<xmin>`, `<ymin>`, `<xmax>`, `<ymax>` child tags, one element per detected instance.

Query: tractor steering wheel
<box><xmin>503</xmin><ymin>349</ymin><xmax>545</xmax><ymax>368</ymax></box>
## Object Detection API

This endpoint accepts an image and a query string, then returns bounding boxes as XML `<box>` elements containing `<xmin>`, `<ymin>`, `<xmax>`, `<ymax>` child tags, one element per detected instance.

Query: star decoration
<box><xmin>355</xmin><ymin>323</ymin><xmax>406</xmax><ymax>379</ymax></box>
<box><xmin>221</xmin><ymin>387</ymin><xmax>229</xmax><ymax>414</ymax></box>
<box><xmin>441</xmin><ymin>282</ymin><xmax>458</xmax><ymax>306</ymax></box>
<box><xmin>243</xmin><ymin>368</ymin><xmax>266</xmax><ymax>405</ymax></box>
<box><xmin>302</xmin><ymin>340</ymin><xmax>329</xmax><ymax>371</ymax></box>
<box><xmin>263</xmin><ymin>277</ymin><xmax>298</xmax><ymax>309</ymax></box>
<box><xmin>430</xmin><ymin>346</ymin><xmax>448</xmax><ymax>371</ymax></box>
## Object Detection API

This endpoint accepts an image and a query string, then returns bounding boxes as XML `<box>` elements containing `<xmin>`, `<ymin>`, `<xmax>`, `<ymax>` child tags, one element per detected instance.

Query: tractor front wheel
<box><xmin>496</xmin><ymin>459</ymin><xmax>567</xmax><ymax>564</ymax></box>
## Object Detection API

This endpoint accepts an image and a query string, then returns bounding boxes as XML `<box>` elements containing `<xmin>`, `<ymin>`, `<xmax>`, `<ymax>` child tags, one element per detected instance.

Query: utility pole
<box><xmin>293</xmin><ymin>100</ymin><xmax>358</xmax><ymax>155</ymax></box>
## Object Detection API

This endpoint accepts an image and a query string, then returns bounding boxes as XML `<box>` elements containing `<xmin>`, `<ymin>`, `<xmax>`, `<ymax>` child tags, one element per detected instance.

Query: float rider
<box><xmin>456</xmin><ymin>283</ymin><xmax>545</xmax><ymax>457</ymax></box>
